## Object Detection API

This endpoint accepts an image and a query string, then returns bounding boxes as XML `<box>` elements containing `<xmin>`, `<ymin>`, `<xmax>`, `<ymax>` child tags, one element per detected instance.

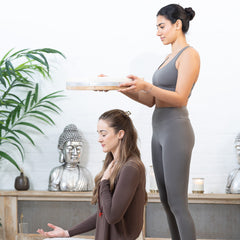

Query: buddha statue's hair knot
<box><xmin>58</xmin><ymin>124</ymin><xmax>83</xmax><ymax>150</ymax></box>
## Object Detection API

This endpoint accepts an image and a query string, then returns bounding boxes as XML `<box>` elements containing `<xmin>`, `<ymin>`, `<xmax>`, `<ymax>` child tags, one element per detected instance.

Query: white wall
<box><xmin>0</xmin><ymin>0</ymin><xmax>240</xmax><ymax>193</ymax></box>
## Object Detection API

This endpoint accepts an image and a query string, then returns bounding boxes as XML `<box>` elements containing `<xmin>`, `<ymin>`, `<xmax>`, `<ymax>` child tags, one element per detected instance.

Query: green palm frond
<box><xmin>0</xmin><ymin>48</ymin><xmax>65</xmax><ymax>171</ymax></box>
<box><xmin>0</xmin><ymin>151</ymin><xmax>21</xmax><ymax>171</ymax></box>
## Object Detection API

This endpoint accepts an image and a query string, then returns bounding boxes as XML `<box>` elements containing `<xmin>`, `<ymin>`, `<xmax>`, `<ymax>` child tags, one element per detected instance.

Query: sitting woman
<box><xmin>37</xmin><ymin>109</ymin><xmax>147</xmax><ymax>240</ymax></box>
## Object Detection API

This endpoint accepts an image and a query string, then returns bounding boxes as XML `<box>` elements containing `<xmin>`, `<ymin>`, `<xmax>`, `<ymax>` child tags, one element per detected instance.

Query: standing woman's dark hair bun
<box><xmin>157</xmin><ymin>4</ymin><xmax>195</xmax><ymax>33</ymax></box>
<box><xmin>184</xmin><ymin>7</ymin><xmax>195</xmax><ymax>21</ymax></box>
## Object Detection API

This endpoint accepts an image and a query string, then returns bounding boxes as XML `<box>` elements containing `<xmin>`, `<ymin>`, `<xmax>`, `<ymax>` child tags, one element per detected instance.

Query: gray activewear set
<box><xmin>152</xmin><ymin>46</ymin><xmax>196</xmax><ymax>240</ymax></box>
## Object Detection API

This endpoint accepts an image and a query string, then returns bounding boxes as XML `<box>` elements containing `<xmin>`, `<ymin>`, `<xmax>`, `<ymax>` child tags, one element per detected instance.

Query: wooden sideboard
<box><xmin>0</xmin><ymin>191</ymin><xmax>240</xmax><ymax>240</ymax></box>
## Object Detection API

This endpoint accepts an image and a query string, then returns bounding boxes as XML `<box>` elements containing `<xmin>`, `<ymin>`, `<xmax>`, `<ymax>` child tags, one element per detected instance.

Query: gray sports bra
<box><xmin>152</xmin><ymin>46</ymin><xmax>191</xmax><ymax>92</ymax></box>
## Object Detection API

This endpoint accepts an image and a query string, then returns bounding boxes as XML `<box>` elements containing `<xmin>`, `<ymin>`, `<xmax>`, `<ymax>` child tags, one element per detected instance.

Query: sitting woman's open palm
<box><xmin>37</xmin><ymin>223</ymin><xmax>69</xmax><ymax>238</ymax></box>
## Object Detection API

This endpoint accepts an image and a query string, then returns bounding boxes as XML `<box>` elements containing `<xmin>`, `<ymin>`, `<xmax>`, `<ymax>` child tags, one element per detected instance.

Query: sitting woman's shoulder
<box><xmin>124</xmin><ymin>158</ymin><xmax>146</xmax><ymax>175</ymax></box>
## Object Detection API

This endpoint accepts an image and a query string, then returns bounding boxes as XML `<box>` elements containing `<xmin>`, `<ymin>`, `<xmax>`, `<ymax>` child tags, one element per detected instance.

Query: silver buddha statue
<box><xmin>226</xmin><ymin>133</ymin><xmax>240</xmax><ymax>193</ymax></box>
<box><xmin>48</xmin><ymin>124</ymin><xmax>93</xmax><ymax>192</ymax></box>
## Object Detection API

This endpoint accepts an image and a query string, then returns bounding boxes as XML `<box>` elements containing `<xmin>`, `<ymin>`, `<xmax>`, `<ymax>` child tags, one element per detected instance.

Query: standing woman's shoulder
<box><xmin>189</xmin><ymin>47</ymin><xmax>200</xmax><ymax>61</ymax></box>
<box><xmin>180</xmin><ymin>47</ymin><xmax>200</xmax><ymax>61</ymax></box>
<box><xmin>177</xmin><ymin>47</ymin><xmax>200</xmax><ymax>71</ymax></box>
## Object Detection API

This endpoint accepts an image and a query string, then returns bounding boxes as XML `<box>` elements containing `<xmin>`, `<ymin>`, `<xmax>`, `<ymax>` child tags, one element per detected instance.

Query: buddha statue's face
<box><xmin>62</xmin><ymin>140</ymin><xmax>83</xmax><ymax>164</ymax></box>
<box><xmin>235</xmin><ymin>136</ymin><xmax>240</xmax><ymax>164</ymax></box>
<box><xmin>235</xmin><ymin>145</ymin><xmax>240</xmax><ymax>164</ymax></box>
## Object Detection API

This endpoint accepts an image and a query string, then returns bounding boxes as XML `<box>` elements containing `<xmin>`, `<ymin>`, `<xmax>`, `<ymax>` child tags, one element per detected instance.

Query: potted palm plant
<box><xmin>0</xmin><ymin>48</ymin><xmax>65</xmax><ymax>189</ymax></box>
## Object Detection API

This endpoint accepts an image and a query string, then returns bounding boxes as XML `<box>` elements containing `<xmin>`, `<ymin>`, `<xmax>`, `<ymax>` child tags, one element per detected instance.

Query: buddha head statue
<box><xmin>226</xmin><ymin>133</ymin><xmax>240</xmax><ymax>193</ymax></box>
<box><xmin>58</xmin><ymin>124</ymin><xmax>83</xmax><ymax>165</ymax></box>
<box><xmin>234</xmin><ymin>133</ymin><xmax>240</xmax><ymax>164</ymax></box>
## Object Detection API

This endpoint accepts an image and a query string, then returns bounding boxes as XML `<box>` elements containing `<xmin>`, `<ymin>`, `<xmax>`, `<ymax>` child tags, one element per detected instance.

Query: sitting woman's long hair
<box><xmin>91</xmin><ymin>109</ymin><xmax>147</xmax><ymax>204</ymax></box>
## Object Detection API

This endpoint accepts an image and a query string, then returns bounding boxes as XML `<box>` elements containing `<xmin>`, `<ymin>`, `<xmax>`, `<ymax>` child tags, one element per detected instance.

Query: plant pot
<box><xmin>14</xmin><ymin>172</ymin><xmax>30</xmax><ymax>191</ymax></box>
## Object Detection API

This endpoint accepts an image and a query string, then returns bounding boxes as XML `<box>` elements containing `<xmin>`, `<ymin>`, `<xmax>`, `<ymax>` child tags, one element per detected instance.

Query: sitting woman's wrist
<box><xmin>64</xmin><ymin>230</ymin><xmax>70</xmax><ymax>237</ymax></box>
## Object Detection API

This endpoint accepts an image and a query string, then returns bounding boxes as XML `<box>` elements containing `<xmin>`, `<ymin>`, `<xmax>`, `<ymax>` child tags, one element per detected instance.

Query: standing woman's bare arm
<box><xmin>119</xmin><ymin>75</ymin><xmax>155</xmax><ymax>107</ymax></box>
<box><xmin>153</xmin><ymin>48</ymin><xmax>200</xmax><ymax>106</ymax></box>
<box><xmin>120</xmin><ymin>48</ymin><xmax>200</xmax><ymax>107</ymax></box>
<box><xmin>98</xmin><ymin>74</ymin><xmax>155</xmax><ymax>107</ymax></box>
<box><xmin>121</xmin><ymin>90</ymin><xmax>155</xmax><ymax>107</ymax></box>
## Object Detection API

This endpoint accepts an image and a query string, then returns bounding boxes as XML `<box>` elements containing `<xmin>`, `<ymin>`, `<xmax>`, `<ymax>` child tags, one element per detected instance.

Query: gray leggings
<box><xmin>152</xmin><ymin>107</ymin><xmax>196</xmax><ymax>240</ymax></box>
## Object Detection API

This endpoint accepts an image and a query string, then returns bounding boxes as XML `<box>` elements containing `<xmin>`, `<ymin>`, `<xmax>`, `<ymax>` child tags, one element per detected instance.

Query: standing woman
<box><xmin>119</xmin><ymin>4</ymin><xmax>200</xmax><ymax>240</ymax></box>
<box><xmin>37</xmin><ymin>109</ymin><xmax>147</xmax><ymax>240</ymax></box>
